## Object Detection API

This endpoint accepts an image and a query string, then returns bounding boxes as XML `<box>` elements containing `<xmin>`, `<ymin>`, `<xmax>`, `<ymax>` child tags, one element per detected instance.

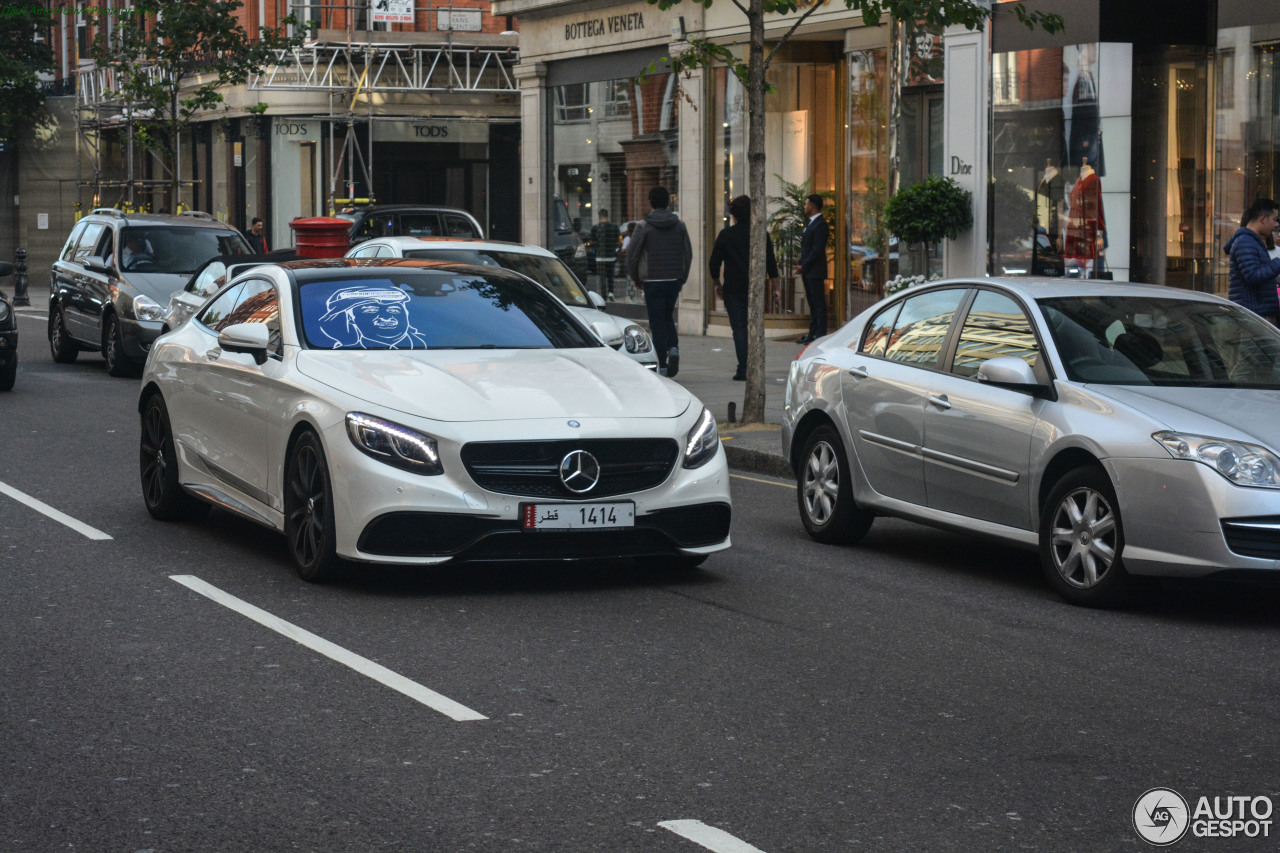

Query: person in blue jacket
<box><xmin>1225</xmin><ymin>198</ymin><xmax>1280</xmax><ymax>324</ymax></box>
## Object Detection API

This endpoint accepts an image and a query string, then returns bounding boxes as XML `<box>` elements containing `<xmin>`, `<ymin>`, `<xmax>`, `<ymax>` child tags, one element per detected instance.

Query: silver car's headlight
<box><xmin>683</xmin><ymin>407</ymin><xmax>720</xmax><ymax>469</ymax></box>
<box><xmin>133</xmin><ymin>294</ymin><xmax>165</xmax><ymax>322</ymax></box>
<box><xmin>346</xmin><ymin>413</ymin><xmax>443</xmax><ymax>475</ymax></box>
<box><xmin>623</xmin><ymin>324</ymin><xmax>652</xmax><ymax>353</ymax></box>
<box><xmin>1154</xmin><ymin>431</ymin><xmax>1280</xmax><ymax>489</ymax></box>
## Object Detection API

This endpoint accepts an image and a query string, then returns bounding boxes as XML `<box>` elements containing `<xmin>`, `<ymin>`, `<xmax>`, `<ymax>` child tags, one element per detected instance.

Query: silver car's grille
<box><xmin>1221</xmin><ymin>517</ymin><xmax>1280</xmax><ymax>560</ymax></box>
<box><xmin>460</xmin><ymin>439</ymin><xmax>679</xmax><ymax>499</ymax></box>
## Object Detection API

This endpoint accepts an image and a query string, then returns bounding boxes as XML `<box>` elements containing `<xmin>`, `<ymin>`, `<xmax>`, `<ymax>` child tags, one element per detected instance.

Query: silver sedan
<box><xmin>783</xmin><ymin>278</ymin><xmax>1280</xmax><ymax>607</ymax></box>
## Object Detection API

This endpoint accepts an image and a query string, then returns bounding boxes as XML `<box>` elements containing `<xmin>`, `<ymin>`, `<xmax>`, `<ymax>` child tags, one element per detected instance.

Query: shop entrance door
<box><xmin>1132</xmin><ymin>46</ymin><xmax>1212</xmax><ymax>290</ymax></box>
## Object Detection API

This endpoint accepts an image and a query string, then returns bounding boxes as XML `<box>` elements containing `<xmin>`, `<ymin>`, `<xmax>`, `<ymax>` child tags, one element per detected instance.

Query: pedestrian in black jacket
<box><xmin>792</xmin><ymin>194</ymin><xmax>829</xmax><ymax>343</ymax></box>
<box><xmin>627</xmin><ymin>186</ymin><xmax>692</xmax><ymax>376</ymax></box>
<box><xmin>710</xmin><ymin>195</ymin><xmax>779</xmax><ymax>380</ymax></box>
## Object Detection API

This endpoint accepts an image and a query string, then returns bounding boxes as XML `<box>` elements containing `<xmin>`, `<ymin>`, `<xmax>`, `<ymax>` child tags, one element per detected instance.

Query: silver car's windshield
<box><xmin>402</xmin><ymin>249</ymin><xmax>590</xmax><ymax>307</ymax></box>
<box><xmin>117</xmin><ymin>227</ymin><xmax>250</xmax><ymax>274</ymax></box>
<box><xmin>1040</xmin><ymin>295</ymin><xmax>1280</xmax><ymax>388</ymax></box>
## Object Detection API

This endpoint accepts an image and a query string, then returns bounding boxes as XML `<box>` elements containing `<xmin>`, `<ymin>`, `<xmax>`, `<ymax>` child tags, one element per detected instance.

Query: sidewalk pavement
<box><xmin>658</xmin><ymin>331</ymin><xmax>799</xmax><ymax>480</ymax></box>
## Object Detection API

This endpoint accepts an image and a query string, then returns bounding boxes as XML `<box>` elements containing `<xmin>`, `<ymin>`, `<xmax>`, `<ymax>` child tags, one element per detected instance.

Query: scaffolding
<box><xmin>73</xmin><ymin>2</ymin><xmax>520</xmax><ymax>215</ymax></box>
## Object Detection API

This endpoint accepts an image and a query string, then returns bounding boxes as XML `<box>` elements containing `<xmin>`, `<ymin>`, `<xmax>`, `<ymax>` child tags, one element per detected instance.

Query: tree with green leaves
<box><xmin>90</xmin><ymin>0</ymin><xmax>303</xmax><ymax>210</ymax></box>
<box><xmin>645</xmin><ymin>0</ymin><xmax>1060</xmax><ymax>424</ymax></box>
<box><xmin>0</xmin><ymin>1</ymin><xmax>55</xmax><ymax>142</ymax></box>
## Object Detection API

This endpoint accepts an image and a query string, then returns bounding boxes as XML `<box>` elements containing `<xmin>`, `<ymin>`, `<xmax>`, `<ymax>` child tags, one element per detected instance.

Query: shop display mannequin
<box><xmin>1065</xmin><ymin>161</ymin><xmax>1106</xmax><ymax>275</ymax></box>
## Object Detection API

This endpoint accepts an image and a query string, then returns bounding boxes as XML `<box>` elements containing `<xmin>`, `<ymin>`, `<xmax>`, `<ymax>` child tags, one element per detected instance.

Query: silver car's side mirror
<box><xmin>84</xmin><ymin>256</ymin><xmax>110</xmax><ymax>274</ymax></box>
<box><xmin>587</xmin><ymin>291</ymin><xmax>607</xmax><ymax>310</ymax></box>
<box><xmin>219</xmin><ymin>322</ymin><xmax>271</xmax><ymax>365</ymax></box>
<box><xmin>976</xmin><ymin>356</ymin><xmax>1052</xmax><ymax>398</ymax></box>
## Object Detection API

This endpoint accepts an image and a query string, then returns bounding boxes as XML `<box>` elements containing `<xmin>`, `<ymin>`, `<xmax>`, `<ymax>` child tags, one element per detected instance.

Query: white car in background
<box><xmin>139</xmin><ymin>259</ymin><xmax>729</xmax><ymax>582</ymax></box>
<box><xmin>346</xmin><ymin>236</ymin><xmax>657</xmax><ymax>369</ymax></box>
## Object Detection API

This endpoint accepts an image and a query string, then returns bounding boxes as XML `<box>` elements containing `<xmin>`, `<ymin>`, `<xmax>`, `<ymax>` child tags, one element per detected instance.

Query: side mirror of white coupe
<box><xmin>218</xmin><ymin>322</ymin><xmax>271</xmax><ymax>365</ymax></box>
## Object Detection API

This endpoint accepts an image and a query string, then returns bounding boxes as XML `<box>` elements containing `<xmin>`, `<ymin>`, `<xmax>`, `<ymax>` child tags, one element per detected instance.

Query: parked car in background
<box><xmin>139</xmin><ymin>259</ymin><xmax>729</xmax><ymax>581</ymax></box>
<box><xmin>162</xmin><ymin>249</ymin><xmax>299</xmax><ymax>332</ymax></box>
<box><xmin>48</xmin><ymin>210</ymin><xmax>251</xmax><ymax>376</ymax></box>
<box><xmin>0</xmin><ymin>262</ymin><xmax>17</xmax><ymax>391</ymax></box>
<box><xmin>345</xmin><ymin>237</ymin><xmax>657</xmax><ymax>369</ymax></box>
<box><xmin>337</xmin><ymin>205</ymin><xmax>483</xmax><ymax>247</ymax></box>
<box><xmin>786</xmin><ymin>277</ymin><xmax>1280</xmax><ymax>607</ymax></box>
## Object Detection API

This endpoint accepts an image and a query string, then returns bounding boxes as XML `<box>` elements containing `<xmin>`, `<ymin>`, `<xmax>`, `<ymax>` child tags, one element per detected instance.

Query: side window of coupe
<box><xmin>883</xmin><ymin>288</ymin><xmax>967</xmax><ymax>368</ymax></box>
<box><xmin>197</xmin><ymin>283</ymin><xmax>246</xmax><ymax>330</ymax></box>
<box><xmin>350</xmin><ymin>244</ymin><xmax>381</xmax><ymax>259</ymax></box>
<box><xmin>221</xmin><ymin>279</ymin><xmax>282</xmax><ymax>357</ymax></box>
<box><xmin>951</xmin><ymin>290</ymin><xmax>1041</xmax><ymax>378</ymax></box>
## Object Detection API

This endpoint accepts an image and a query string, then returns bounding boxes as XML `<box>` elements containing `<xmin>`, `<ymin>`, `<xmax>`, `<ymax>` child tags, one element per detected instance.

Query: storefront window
<box><xmin>1213</xmin><ymin>30</ymin><xmax>1280</xmax><ymax>296</ymax></box>
<box><xmin>990</xmin><ymin>43</ymin><xmax>1135</xmax><ymax>283</ymax></box>
<box><xmin>847</xmin><ymin>48</ymin><xmax>890</xmax><ymax>310</ymax></box>
<box><xmin>549</xmin><ymin>71</ymin><xmax>678</xmax><ymax>306</ymax></box>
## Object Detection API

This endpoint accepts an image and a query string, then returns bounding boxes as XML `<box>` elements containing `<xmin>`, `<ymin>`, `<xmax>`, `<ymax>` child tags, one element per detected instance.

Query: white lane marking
<box><xmin>170</xmin><ymin>574</ymin><xmax>487</xmax><ymax>722</ymax></box>
<box><xmin>730</xmin><ymin>473</ymin><xmax>795</xmax><ymax>490</ymax></box>
<box><xmin>658</xmin><ymin>820</ymin><xmax>768</xmax><ymax>853</ymax></box>
<box><xmin>0</xmin><ymin>479</ymin><xmax>113</xmax><ymax>540</ymax></box>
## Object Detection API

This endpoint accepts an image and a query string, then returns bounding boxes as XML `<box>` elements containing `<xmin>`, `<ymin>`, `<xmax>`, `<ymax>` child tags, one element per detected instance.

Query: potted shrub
<box><xmin>883</xmin><ymin>174</ymin><xmax>973</xmax><ymax>276</ymax></box>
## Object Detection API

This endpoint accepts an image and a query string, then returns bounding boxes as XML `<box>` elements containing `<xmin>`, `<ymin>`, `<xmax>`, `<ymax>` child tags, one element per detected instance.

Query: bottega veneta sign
<box><xmin>565</xmin><ymin>11</ymin><xmax>644</xmax><ymax>40</ymax></box>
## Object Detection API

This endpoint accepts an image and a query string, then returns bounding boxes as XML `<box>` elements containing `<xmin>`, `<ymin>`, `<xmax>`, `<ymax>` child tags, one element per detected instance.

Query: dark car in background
<box><xmin>0</xmin><ymin>261</ymin><xmax>17</xmax><ymax>391</ymax></box>
<box><xmin>337</xmin><ymin>205</ymin><xmax>484</xmax><ymax>247</ymax></box>
<box><xmin>48</xmin><ymin>210</ymin><xmax>251</xmax><ymax>376</ymax></box>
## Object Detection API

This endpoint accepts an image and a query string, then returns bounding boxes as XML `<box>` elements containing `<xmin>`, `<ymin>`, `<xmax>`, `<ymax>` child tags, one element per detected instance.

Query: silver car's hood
<box><xmin>1086</xmin><ymin>385</ymin><xmax>1280</xmax><ymax>445</ymax></box>
<box><xmin>122</xmin><ymin>271</ymin><xmax>192</xmax><ymax>303</ymax></box>
<box><xmin>295</xmin><ymin>347</ymin><xmax>691</xmax><ymax>423</ymax></box>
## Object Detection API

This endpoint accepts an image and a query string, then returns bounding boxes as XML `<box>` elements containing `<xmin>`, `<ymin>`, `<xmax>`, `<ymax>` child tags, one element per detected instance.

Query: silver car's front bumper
<box><xmin>1109</xmin><ymin>456</ymin><xmax>1280</xmax><ymax>578</ymax></box>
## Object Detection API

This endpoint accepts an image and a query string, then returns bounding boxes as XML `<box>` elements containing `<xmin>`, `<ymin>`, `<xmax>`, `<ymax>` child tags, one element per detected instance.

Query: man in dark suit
<box><xmin>794</xmin><ymin>193</ymin><xmax>829</xmax><ymax>344</ymax></box>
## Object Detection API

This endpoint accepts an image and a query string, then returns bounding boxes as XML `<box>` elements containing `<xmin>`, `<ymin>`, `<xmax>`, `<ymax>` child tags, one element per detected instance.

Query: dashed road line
<box><xmin>170</xmin><ymin>574</ymin><xmax>487</xmax><ymax>721</ymax></box>
<box><xmin>658</xmin><ymin>820</ymin><xmax>769</xmax><ymax>852</ymax></box>
<box><xmin>0</xmin><ymin>479</ymin><xmax>113</xmax><ymax>540</ymax></box>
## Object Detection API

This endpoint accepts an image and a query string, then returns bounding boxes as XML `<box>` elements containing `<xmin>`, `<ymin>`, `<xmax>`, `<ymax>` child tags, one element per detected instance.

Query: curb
<box><xmin>723</xmin><ymin>444</ymin><xmax>793</xmax><ymax>480</ymax></box>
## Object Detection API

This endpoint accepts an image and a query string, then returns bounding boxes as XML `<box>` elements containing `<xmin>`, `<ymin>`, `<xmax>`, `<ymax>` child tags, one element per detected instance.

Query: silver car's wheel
<box><xmin>796</xmin><ymin>424</ymin><xmax>873</xmax><ymax>545</ymax></box>
<box><xmin>1040</xmin><ymin>467</ymin><xmax>1138</xmax><ymax>607</ymax></box>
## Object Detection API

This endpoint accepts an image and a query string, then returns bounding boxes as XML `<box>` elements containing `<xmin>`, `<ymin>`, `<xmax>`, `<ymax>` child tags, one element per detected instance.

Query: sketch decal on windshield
<box><xmin>317</xmin><ymin>285</ymin><xmax>428</xmax><ymax>349</ymax></box>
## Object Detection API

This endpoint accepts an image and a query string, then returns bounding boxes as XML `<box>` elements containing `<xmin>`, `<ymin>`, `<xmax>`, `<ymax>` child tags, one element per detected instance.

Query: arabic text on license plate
<box><xmin>522</xmin><ymin>502</ymin><xmax>635</xmax><ymax>530</ymax></box>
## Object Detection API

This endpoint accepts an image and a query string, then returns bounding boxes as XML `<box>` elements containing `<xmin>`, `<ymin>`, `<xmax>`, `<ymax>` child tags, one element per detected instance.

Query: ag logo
<box><xmin>1134</xmin><ymin>788</ymin><xmax>1190</xmax><ymax>846</ymax></box>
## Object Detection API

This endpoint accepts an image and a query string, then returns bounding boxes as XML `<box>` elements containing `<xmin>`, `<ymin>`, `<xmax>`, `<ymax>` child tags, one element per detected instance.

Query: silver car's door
<box><xmin>64</xmin><ymin>223</ymin><xmax>108</xmax><ymax>341</ymax></box>
<box><xmin>839</xmin><ymin>287</ymin><xmax>968</xmax><ymax>506</ymax></box>
<box><xmin>185</xmin><ymin>279</ymin><xmax>283</xmax><ymax>503</ymax></box>
<box><xmin>922</xmin><ymin>288</ymin><xmax>1046</xmax><ymax>529</ymax></box>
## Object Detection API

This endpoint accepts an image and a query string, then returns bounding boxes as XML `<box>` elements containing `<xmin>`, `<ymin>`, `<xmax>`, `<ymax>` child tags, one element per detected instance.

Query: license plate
<box><xmin>522</xmin><ymin>502</ymin><xmax>635</xmax><ymax>530</ymax></box>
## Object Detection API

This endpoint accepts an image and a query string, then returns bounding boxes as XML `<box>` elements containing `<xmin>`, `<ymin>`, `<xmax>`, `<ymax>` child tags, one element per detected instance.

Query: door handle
<box><xmin>928</xmin><ymin>394</ymin><xmax>951</xmax><ymax>410</ymax></box>
<box><xmin>847</xmin><ymin>366</ymin><xmax>869</xmax><ymax>379</ymax></box>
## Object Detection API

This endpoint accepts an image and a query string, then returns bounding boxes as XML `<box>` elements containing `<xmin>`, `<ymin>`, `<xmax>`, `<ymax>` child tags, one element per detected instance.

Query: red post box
<box><xmin>289</xmin><ymin>217</ymin><xmax>352</xmax><ymax>259</ymax></box>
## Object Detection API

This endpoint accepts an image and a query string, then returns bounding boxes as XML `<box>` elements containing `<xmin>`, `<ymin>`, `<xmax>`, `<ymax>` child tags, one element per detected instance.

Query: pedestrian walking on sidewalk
<box><xmin>710</xmin><ymin>195</ymin><xmax>779</xmax><ymax>381</ymax></box>
<box><xmin>793</xmin><ymin>194</ymin><xmax>829</xmax><ymax>344</ymax></box>
<box><xmin>1225</xmin><ymin>198</ymin><xmax>1280</xmax><ymax>325</ymax></box>
<box><xmin>245</xmin><ymin>217</ymin><xmax>269</xmax><ymax>254</ymax></box>
<box><xmin>627</xmin><ymin>186</ymin><xmax>692</xmax><ymax>376</ymax></box>
<box><xmin>590</xmin><ymin>210</ymin><xmax>620</xmax><ymax>300</ymax></box>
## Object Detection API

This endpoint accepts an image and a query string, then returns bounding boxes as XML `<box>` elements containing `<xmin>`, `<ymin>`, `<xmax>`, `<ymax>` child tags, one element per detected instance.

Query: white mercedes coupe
<box><xmin>138</xmin><ymin>259</ymin><xmax>731</xmax><ymax>582</ymax></box>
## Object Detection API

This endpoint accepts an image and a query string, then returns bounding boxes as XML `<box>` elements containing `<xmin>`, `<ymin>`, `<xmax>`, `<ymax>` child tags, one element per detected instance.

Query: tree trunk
<box><xmin>742</xmin><ymin>0</ymin><xmax>768</xmax><ymax>424</ymax></box>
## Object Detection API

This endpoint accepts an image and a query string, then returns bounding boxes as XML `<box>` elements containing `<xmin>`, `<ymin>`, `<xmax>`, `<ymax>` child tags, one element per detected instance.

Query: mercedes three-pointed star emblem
<box><xmin>559</xmin><ymin>449</ymin><xmax>601</xmax><ymax>494</ymax></box>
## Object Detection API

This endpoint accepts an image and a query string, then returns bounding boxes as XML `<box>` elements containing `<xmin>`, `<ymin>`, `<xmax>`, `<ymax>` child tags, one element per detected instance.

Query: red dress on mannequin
<box><xmin>1065</xmin><ymin>167</ymin><xmax>1105</xmax><ymax>268</ymax></box>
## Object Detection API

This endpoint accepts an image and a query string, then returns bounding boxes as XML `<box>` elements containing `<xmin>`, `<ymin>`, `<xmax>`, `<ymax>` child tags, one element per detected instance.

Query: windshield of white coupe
<box><xmin>298</xmin><ymin>271</ymin><xmax>598</xmax><ymax>351</ymax></box>
<box><xmin>1040</xmin><ymin>295</ymin><xmax>1280</xmax><ymax>388</ymax></box>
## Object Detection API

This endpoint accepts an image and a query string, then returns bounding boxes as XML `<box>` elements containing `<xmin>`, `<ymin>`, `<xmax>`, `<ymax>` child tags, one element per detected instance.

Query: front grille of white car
<box><xmin>460</xmin><ymin>438</ymin><xmax>679</xmax><ymax>499</ymax></box>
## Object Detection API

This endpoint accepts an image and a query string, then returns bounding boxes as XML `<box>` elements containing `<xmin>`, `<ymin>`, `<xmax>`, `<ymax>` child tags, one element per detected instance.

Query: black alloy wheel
<box><xmin>285</xmin><ymin>431</ymin><xmax>340</xmax><ymax>583</ymax></box>
<box><xmin>48</xmin><ymin>304</ymin><xmax>79</xmax><ymax>363</ymax></box>
<box><xmin>140</xmin><ymin>393</ymin><xmax>209</xmax><ymax>521</ymax></box>
<box><xmin>796</xmin><ymin>424</ymin><xmax>875</xmax><ymax>545</ymax></box>
<box><xmin>104</xmin><ymin>313</ymin><xmax>139</xmax><ymax>378</ymax></box>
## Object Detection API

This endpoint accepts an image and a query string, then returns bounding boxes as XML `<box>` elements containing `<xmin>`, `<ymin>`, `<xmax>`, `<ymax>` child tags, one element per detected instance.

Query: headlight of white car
<box><xmin>623</xmin><ymin>324</ymin><xmax>652</xmax><ymax>353</ymax></box>
<box><xmin>346</xmin><ymin>413</ymin><xmax>443</xmax><ymax>475</ymax></box>
<box><xmin>133</xmin><ymin>294</ymin><xmax>165</xmax><ymax>322</ymax></box>
<box><xmin>683</xmin><ymin>407</ymin><xmax>719</xmax><ymax>469</ymax></box>
<box><xmin>1154</xmin><ymin>431</ymin><xmax>1280</xmax><ymax>488</ymax></box>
